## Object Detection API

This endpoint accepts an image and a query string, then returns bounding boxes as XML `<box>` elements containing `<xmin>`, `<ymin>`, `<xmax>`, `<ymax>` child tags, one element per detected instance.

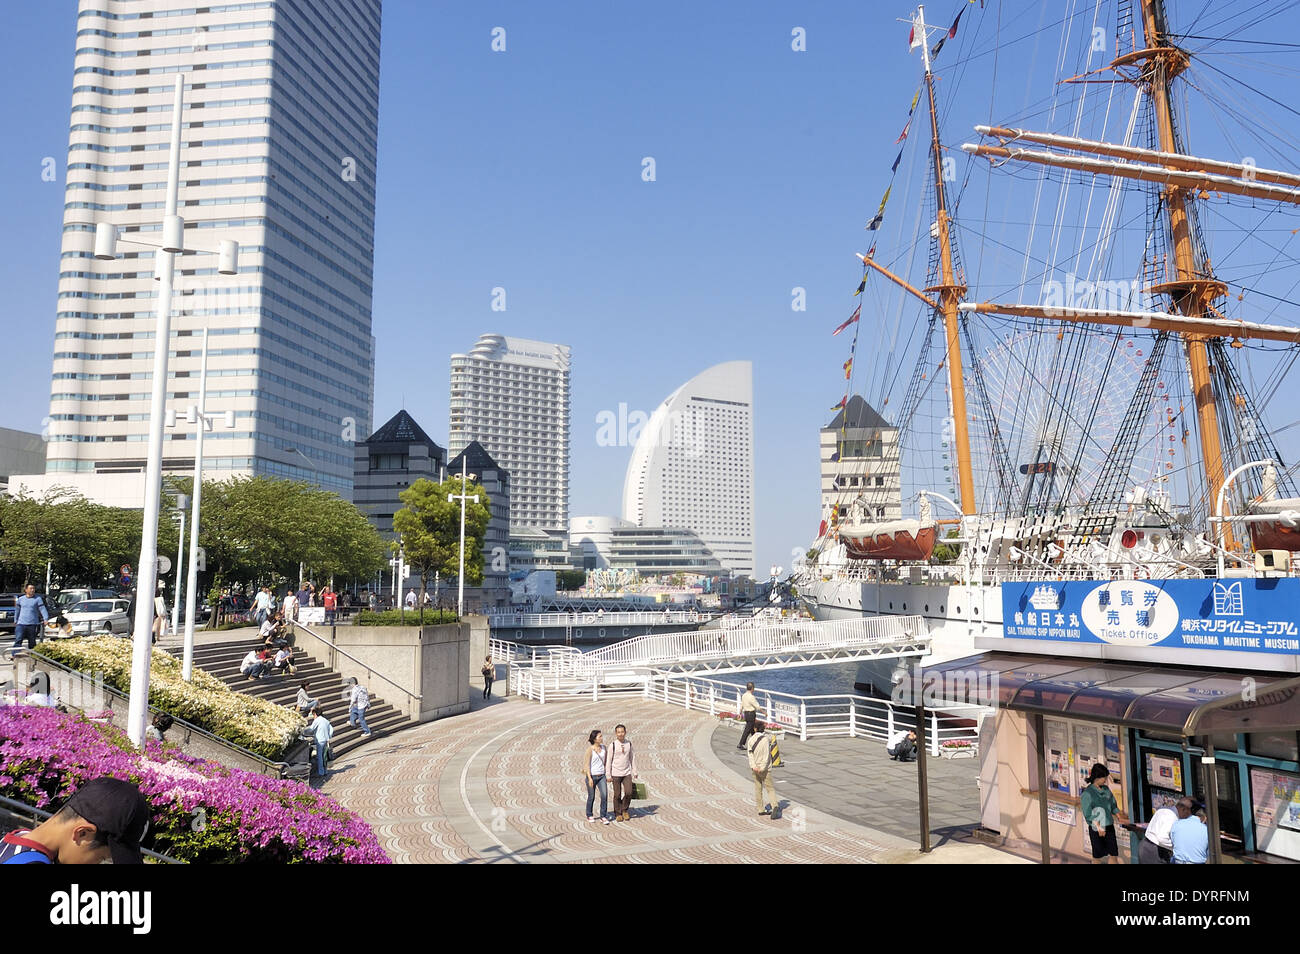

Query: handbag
<box><xmin>632</xmin><ymin>781</ymin><xmax>648</xmax><ymax>801</ymax></box>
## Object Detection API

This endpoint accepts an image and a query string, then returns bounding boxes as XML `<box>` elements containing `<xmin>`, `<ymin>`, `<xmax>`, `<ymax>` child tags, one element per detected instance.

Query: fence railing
<box><xmin>645</xmin><ymin>672</ymin><xmax>987</xmax><ymax>754</ymax></box>
<box><xmin>488</xmin><ymin>610</ymin><xmax>710</xmax><ymax>628</ymax></box>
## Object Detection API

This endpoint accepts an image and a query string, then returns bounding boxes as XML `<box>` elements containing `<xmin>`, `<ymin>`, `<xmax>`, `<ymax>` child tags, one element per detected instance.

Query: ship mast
<box><xmin>868</xmin><ymin>5</ymin><xmax>978</xmax><ymax>515</ymax></box>
<box><xmin>958</xmin><ymin>0</ymin><xmax>1300</xmax><ymax>550</ymax></box>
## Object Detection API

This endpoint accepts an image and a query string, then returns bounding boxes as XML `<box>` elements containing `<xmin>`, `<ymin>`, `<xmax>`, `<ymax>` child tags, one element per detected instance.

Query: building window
<box><xmin>370</xmin><ymin>453</ymin><xmax>407</xmax><ymax>471</ymax></box>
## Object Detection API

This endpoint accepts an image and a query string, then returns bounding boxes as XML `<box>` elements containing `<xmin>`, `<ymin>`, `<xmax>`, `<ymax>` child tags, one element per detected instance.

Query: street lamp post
<box><xmin>448</xmin><ymin>455</ymin><xmax>479</xmax><ymax>618</ymax></box>
<box><xmin>93</xmin><ymin>70</ymin><xmax>238</xmax><ymax>746</ymax></box>
<box><xmin>170</xmin><ymin>494</ymin><xmax>189</xmax><ymax>639</ymax></box>
<box><xmin>165</xmin><ymin>326</ymin><xmax>236</xmax><ymax>680</ymax></box>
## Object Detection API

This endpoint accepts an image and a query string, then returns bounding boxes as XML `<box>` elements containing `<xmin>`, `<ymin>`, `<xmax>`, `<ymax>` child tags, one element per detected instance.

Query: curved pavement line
<box><xmin>691</xmin><ymin>717</ymin><xmax>922</xmax><ymax>857</ymax></box>
<box><xmin>457</xmin><ymin>700</ymin><xmax>602</xmax><ymax>863</ymax></box>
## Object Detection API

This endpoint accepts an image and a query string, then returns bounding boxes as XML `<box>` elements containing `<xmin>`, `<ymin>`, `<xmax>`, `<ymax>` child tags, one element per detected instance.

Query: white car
<box><xmin>61</xmin><ymin>599</ymin><xmax>131</xmax><ymax>637</ymax></box>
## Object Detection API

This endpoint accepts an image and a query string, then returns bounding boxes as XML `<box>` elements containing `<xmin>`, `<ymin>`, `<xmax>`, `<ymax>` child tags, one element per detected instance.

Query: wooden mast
<box><xmin>1139</xmin><ymin>0</ymin><xmax>1231</xmax><ymax>544</ymax></box>
<box><xmin>918</xmin><ymin>4</ymin><xmax>977</xmax><ymax>516</ymax></box>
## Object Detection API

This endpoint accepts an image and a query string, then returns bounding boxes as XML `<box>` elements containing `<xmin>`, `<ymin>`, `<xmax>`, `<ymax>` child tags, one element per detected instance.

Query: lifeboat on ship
<box><xmin>838</xmin><ymin>518</ymin><xmax>938</xmax><ymax>562</ymax></box>
<box><xmin>1246</xmin><ymin>498</ymin><xmax>1300</xmax><ymax>551</ymax></box>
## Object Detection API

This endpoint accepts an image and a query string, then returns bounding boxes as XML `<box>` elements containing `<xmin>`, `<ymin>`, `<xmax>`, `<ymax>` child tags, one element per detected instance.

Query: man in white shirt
<box><xmin>404</xmin><ymin>589</ymin><xmax>417</xmax><ymax>610</ymax></box>
<box><xmin>1141</xmin><ymin>797</ymin><xmax>1192</xmax><ymax>863</ymax></box>
<box><xmin>348</xmin><ymin>680</ymin><xmax>372</xmax><ymax>737</ymax></box>
<box><xmin>283</xmin><ymin>589</ymin><xmax>298</xmax><ymax>623</ymax></box>
<box><xmin>240</xmin><ymin>649</ymin><xmax>267</xmax><ymax>680</ymax></box>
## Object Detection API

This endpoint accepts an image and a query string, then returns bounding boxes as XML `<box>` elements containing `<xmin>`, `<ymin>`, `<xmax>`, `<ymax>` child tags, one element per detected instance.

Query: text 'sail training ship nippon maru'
<box><xmin>794</xmin><ymin>0</ymin><xmax>1300</xmax><ymax>693</ymax></box>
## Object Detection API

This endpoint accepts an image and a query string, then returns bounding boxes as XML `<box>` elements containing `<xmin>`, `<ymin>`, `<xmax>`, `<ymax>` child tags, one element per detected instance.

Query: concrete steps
<box><xmin>189</xmin><ymin>639</ymin><xmax>416</xmax><ymax>757</ymax></box>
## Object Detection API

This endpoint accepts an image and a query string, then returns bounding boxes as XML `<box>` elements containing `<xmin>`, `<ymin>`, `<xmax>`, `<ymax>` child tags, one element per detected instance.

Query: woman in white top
<box><xmin>583</xmin><ymin>729</ymin><xmax>610</xmax><ymax>824</ymax></box>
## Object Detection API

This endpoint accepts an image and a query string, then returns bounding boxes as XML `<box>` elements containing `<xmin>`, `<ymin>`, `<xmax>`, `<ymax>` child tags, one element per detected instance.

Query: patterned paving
<box><xmin>323</xmin><ymin>694</ymin><xmax>928</xmax><ymax>864</ymax></box>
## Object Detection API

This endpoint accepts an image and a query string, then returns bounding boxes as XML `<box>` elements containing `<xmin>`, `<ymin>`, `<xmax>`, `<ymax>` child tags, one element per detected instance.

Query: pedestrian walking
<box><xmin>608</xmin><ymin>723</ymin><xmax>638</xmax><ymax>822</ymax></box>
<box><xmin>1139</xmin><ymin>797</ymin><xmax>1191</xmax><ymax>864</ymax></box>
<box><xmin>367</xmin><ymin>590</ymin><xmax>377</xmax><ymax>612</ymax></box>
<box><xmin>347</xmin><ymin>679</ymin><xmax>372</xmax><ymax>737</ymax></box>
<box><xmin>747</xmin><ymin>726</ymin><xmax>779</xmax><ymax>819</ymax></box>
<box><xmin>736</xmin><ymin>681</ymin><xmax>762</xmax><ymax>750</ymax></box>
<box><xmin>295</xmin><ymin>582</ymin><xmax>312</xmax><ymax>611</ymax></box>
<box><xmin>322</xmin><ymin>585</ymin><xmax>337</xmax><ymax>625</ymax></box>
<box><xmin>10</xmin><ymin>584</ymin><xmax>49</xmax><ymax>652</ymax></box>
<box><xmin>283</xmin><ymin>587</ymin><xmax>298</xmax><ymax>624</ymax></box>
<box><xmin>583</xmin><ymin>729</ymin><xmax>611</xmax><ymax>824</ymax></box>
<box><xmin>254</xmin><ymin>585</ymin><xmax>274</xmax><ymax>626</ymax></box>
<box><xmin>1080</xmin><ymin>763</ymin><xmax>1120</xmax><ymax>864</ymax></box>
<box><xmin>304</xmin><ymin>707</ymin><xmax>334</xmax><ymax>778</ymax></box>
<box><xmin>480</xmin><ymin>656</ymin><xmax>495</xmax><ymax>699</ymax></box>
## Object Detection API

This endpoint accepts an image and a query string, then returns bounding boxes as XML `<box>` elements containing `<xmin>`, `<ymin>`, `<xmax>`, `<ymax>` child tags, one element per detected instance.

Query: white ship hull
<box><xmin>800</xmin><ymin>575</ymin><xmax>1005</xmax><ymax>694</ymax></box>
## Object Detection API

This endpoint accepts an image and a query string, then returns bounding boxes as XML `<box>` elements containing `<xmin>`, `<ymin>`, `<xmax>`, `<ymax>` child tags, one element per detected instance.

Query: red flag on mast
<box><xmin>833</xmin><ymin>305</ymin><xmax>861</xmax><ymax>336</ymax></box>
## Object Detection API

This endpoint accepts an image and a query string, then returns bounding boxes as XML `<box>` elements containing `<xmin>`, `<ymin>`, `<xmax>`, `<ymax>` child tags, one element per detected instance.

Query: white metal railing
<box><xmin>577</xmin><ymin>614</ymin><xmax>927</xmax><ymax>672</ymax></box>
<box><xmin>646</xmin><ymin>672</ymin><xmax>987</xmax><ymax>754</ymax></box>
<box><xmin>488</xmin><ymin>610</ymin><xmax>709</xmax><ymax>629</ymax></box>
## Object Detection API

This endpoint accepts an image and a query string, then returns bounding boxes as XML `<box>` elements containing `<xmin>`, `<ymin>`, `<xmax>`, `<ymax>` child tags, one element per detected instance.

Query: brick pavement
<box><xmin>323</xmin><ymin>690</ymin><xmax>1027</xmax><ymax>864</ymax></box>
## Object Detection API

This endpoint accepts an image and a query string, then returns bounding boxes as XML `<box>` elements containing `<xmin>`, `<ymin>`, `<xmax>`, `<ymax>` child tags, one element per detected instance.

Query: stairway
<box><xmin>188</xmin><ymin>639</ymin><xmax>416</xmax><ymax>757</ymax></box>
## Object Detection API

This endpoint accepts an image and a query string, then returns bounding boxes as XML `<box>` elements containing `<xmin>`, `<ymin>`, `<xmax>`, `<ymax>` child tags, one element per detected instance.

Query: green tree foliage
<box><xmin>555</xmin><ymin>569</ymin><xmax>587</xmax><ymax>591</ymax></box>
<box><xmin>0</xmin><ymin>489</ymin><xmax>170</xmax><ymax>590</ymax></box>
<box><xmin>166</xmin><ymin>475</ymin><xmax>386</xmax><ymax>595</ymax></box>
<box><xmin>391</xmin><ymin>476</ymin><xmax>490</xmax><ymax>621</ymax></box>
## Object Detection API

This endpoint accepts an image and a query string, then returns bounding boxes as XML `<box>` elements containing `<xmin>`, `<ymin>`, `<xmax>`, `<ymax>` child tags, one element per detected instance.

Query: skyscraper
<box><xmin>622</xmin><ymin>361</ymin><xmax>754</xmax><ymax>577</ymax></box>
<box><xmin>40</xmin><ymin>0</ymin><xmax>381</xmax><ymax>499</ymax></box>
<box><xmin>449</xmin><ymin>334</ymin><xmax>570</xmax><ymax>532</ymax></box>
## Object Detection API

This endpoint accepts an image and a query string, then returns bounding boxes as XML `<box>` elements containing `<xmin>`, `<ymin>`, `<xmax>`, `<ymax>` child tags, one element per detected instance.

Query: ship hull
<box><xmin>800</xmin><ymin>575</ymin><xmax>1005</xmax><ymax>695</ymax></box>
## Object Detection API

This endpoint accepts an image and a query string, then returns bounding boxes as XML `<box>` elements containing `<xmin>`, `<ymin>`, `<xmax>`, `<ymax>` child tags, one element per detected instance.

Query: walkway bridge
<box><xmin>488</xmin><ymin>610</ymin><xmax>714</xmax><ymax>644</ymax></box>
<box><xmin>493</xmin><ymin>615</ymin><xmax>931</xmax><ymax>702</ymax></box>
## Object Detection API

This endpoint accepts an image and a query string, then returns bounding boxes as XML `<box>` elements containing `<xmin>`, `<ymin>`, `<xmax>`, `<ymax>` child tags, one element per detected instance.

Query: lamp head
<box><xmin>94</xmin><ymin>222</ymin><xmax>119</xmax><ymax>260</ymax></box>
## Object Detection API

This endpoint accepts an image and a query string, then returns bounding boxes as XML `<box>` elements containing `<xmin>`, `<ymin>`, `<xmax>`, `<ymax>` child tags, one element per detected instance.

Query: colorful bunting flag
<box><xmin>866</xmin><ymin>186</ymin><xmax>891</xmax><ymax>231</ymax></box>
<box><xmin>895</xmin><ymin>119</ymin><xmax>911</xmax><ymax>144</ymax></box>
<box><xmin>843</xmin><ymin>357</ymin><xmax>854</xmax><ymax>379</ymax></box>
<box><xmin>830</xmin><ymin>396</ymin><xmax>847</xmax><ymax>412</ymax></box>
<box><xmin>833</xmin><ymin>305</ymin><xmax>861</xmax><ymax>336</ymax></box>
<box><xmin>891</xmin><ymin>148</ymin><xmax>904</xmax><ymax>174</ymax></box>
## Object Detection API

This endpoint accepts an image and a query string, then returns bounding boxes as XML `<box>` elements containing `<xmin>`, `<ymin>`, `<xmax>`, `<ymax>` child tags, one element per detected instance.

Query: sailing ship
<box><xmin>796</xmin><ymin>0</ymin><xmax>1300</xmax><ymax>691</ymax></box>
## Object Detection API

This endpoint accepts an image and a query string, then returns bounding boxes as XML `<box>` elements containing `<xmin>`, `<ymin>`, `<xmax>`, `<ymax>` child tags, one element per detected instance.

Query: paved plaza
<box><xmin>322</xmin><ymin>688</ymin><xmax>1027</xmax><ymax>864</ymax></box>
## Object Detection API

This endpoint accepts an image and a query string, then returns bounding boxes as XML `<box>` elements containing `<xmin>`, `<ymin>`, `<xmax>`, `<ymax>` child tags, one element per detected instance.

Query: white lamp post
<box><xmin>448</xmin><ymin>455</ymin><xmax>479</xmax><ymax>618</ymax></box>
<box><xmin>165</xmin><ymin>326</ymin><xmax>236</xmax><ymax>680</ymax></box>
<box><xmin>93</xmin><ymin>66</ymin><xmax>238</xmax><ymax>744</ymax></box>
<box><xmin>170</xmin><ymin>493</ymin><xmax>189</xmax><ymax>639</ymax></box>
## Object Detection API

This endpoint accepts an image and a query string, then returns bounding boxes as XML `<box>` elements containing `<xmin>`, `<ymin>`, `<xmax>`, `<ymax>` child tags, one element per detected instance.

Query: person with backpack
<box><xmin>607</xmin><ymin>723</ymin><xmax>638</xmax><ymax>822</ymax></box>
<box><xmin>747</xmin><ymin>725</ymin><xmax>780</xmax><ymax>820</ymax></box>
<box><xmin>480</xmin><ymin>656</ymin><xmax>496</xmax><ymax>699</ymax></box>
<box><xmin>0</xmin><ymin>777</ymin><xmax>150</xmax><ymax>864</ymax></box>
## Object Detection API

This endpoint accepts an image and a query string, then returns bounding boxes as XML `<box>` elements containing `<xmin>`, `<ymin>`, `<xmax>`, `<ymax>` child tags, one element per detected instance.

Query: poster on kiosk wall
<box><xmin>1001</xmin><ymin>577</ymin><xmax>1300</xmax><ymax>654</ymax></box>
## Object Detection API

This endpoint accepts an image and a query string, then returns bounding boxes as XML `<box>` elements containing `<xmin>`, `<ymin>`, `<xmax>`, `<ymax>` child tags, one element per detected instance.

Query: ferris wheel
<box><xmin>968</xmin><ymin>327</ymin><xmax>1171</xmax><ymax>511</ymax></box>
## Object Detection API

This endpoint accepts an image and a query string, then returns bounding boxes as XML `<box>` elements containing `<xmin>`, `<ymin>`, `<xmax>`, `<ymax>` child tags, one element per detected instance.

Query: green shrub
<box><xmin>355</xmin><ymin>608</ymin><xmax>458</xmax><ymax>626</ymax></box>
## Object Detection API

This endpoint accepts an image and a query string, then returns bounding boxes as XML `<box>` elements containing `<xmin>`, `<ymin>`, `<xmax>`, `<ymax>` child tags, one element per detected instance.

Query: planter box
<box><xmin>940</xmin><ymin>745</ymin><xmax>978</xmax><ymax>760</ymax></box>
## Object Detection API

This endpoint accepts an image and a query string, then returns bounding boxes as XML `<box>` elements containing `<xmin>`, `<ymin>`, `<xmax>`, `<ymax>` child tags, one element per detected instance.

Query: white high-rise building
<box><xmin>38</xmin><ymin>0</ymin><xmax>381</xmax><ymax>499</ymax></box>
<box><xmin>449</xmin><ymin>334</ymin><xmax>571</xmax><ymax>532</ymax></box>
<box><xmin>622</xmin><ymin>361</ymin><xmax>754</xmax><ymax>577</ymax></box>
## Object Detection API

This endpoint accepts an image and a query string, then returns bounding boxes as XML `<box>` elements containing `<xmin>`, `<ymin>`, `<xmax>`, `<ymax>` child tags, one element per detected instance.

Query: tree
<box><xmin>555</xmin><ymin>569</ymin><xmax>587</xmax><ymax>591</ymax></box>
<box><xmin>164</xmin><ymin>474</ymin><xmax>386</xmax><ymax>625</ymax></box>
<box><xmin>391</xmin><ymin>475</ymin><xmax>490</xmax><ymax>622</ymax></box>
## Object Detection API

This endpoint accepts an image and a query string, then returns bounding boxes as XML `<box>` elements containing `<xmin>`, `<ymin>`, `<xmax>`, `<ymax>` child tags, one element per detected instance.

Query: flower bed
<box><xmin>37</xmin><ymin>636</ymin><xmax>303</xmax><ymax>760</ymax></box>
<box><xmin>0</xmin><ymin>706</ymin><xmax>389</xmax><ymax>864</ymax></box>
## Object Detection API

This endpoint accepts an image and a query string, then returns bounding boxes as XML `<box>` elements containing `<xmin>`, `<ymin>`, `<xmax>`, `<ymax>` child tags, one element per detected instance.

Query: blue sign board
<box><xmin>1001</xmin><ymin>578</ymin><xmax>1300</xmax><ymax>655</ymax></box>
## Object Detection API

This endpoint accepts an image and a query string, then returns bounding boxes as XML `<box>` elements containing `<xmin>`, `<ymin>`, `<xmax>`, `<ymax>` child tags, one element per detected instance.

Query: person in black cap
<box><xmin>0</xmin><ymin>777</ymin><xmax>151</xmax><ymax>864</ymax></box>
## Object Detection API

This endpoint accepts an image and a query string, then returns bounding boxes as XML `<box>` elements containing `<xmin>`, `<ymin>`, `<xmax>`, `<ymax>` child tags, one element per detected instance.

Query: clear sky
<box><xmin>5</xmin><ymin>1</ymin><xmax>1300</xmax><ymax>576</ymax></box>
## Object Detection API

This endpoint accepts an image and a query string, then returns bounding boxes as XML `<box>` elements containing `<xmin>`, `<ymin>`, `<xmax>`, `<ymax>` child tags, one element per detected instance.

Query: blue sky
<box><xmin>6</xmin><ymin>1</ymin><xmax>1300</xmax><ymax>575</ymax></box>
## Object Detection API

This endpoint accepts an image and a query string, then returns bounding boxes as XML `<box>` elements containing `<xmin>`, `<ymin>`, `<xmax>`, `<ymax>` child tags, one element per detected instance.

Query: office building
<box><xmin>570</xmin><ymin>515</ymin><xmax>724</xmax><ymax>577</ymax></box>
<box><xmin>449</xmin><ymin>334</ymin><xmax>570</xmax><ymax>532</ymax></box>
<box><xmin>0</xmin><ymin>428</ymin><xmax>48</xmax><ymax>496</ymax></box>
<box><xmin>622</xmin><ymin>361</ymin><xmax>754</xmax><ymax>577</ymax></box>
<box><xmin>353</xmin><ymin>410</ymin><xmax>446</xmax><ymax>539</ymax></box>
<box><xmin>37</xmin><ymin>0</ymin><xmax>382</xmax><ymax>500</ymax></box>
<box><xmin>821</xmin><ymin>395</ymin><xmax>902</xmax><ymax>522</ymax></box>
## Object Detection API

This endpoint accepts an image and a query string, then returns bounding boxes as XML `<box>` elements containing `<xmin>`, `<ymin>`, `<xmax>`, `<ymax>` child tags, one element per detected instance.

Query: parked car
<box><xmin>53</xmin><ymin>588</ymin><xmax>118</xmax><ymax>612</ymax></box>
<box><xmin>60</xmin><ymin>599</ymin><xmax>131</xmax><ymax>637</ymax></box>
<box><xmin>0</xmin><ymin>593</ymin><xmax>18</xmax><ymax>633</ymax></box>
